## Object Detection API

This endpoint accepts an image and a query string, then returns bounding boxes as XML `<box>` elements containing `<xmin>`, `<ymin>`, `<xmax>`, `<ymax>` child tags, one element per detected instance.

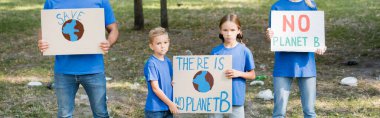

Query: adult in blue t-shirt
<box><xmin>266</xmin><ymin>0</ymin><xmax>327</xmax><ymax>118</ymax></box>
<box><xmin>38</xmin><ymin>0</ymin><xmax>119</xmax><ymax>117</ymax></box>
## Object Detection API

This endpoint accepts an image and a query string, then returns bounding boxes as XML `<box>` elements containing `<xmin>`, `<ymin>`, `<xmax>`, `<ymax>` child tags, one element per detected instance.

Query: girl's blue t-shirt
<box><xmin>43</xmin><ymin>0</ymin><xmax>116</xmax><ymax>74</ymax></box>
<box><xmin>269</xmin><ymin>0</ymin><xmax>318</xmax><ymax>77</ymax></box>
<box><xmin>211</xmin><ymin>43</ymin><xmax>255</xmax><ymax>106</ymax></box>
<box><xmin>144</xmin><ymin>55</ymin><xmax>173</xmax><ymax>111</ymax></box>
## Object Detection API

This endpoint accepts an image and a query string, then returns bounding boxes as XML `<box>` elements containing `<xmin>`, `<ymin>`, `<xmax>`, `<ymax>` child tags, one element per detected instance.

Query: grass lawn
<box><xmin>0</xmin><ymin>0</ymin><xmax>379</xmax><ymax>117</ymax></box>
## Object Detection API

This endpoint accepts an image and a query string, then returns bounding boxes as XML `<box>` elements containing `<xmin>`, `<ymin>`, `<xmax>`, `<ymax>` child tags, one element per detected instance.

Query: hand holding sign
<box><xmin>266</xmin><ymin>28</ymin><xmax>274</xmax><ymax>41</ymax></box>
<box><xmin>100</xmin><ymin>40</ymin><xmax>111</xmax><ymax>54</ymax></box>
<box><xmin>169</xmin><ymin>102</ymin><xmax>179</xmax><ymax>114</ymax></box>
<box><xmin>38</xmin><ymin>39</ymin><xmax>49</xmax><ymax>53</ymax></box>
<box><xmin>225</xmin><ymin>69</ymin><xmax>242</xmax><ymax>79</ymax></box>
<box><xmin>315</xmin><ymin>46</ymin><xmax>327</xmax><ymax>55</ymax></box>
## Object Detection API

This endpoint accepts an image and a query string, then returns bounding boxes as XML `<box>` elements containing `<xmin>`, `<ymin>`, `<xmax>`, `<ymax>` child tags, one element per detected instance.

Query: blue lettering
<box><xmin>71</xmin><ymin>11</ymin><xmax>78</xmax><ymax>20</ymax></box>
<box><xmin>213</xmin><ymin>97</ymin><xmax>220</xmax><ymax>111</ymax></box>
<box><xmin>186</xmin><ymin>97</ymin><xmax>192</xmax><ymax>111</ymax></box>
<box><xmin>176</xmin><ymin>57</ymin><xmax>183</xmax><ymax>70</ymax></box>
<box><xmin>63</xmin><ymin>12</ymin><xmax>70</xmax><ymax>23</ymax></box>
<box><xmin>188</xmin><ymin>57</ymin><xmax>194</xmax><ymax>70</ymax></box>
<box><xmin>218</xmin><ymin>57</ymin><xmax>224</xmax><ymax>70</ymax></box>
<box><xmin>219</xmin><ymin>91</ymin><xmax>231</xmax><ymax>112</ymax></box>
<box><xmin>197</xmin><ymin>57</ymin><xmax>203</xmax><ymax>70</ymax></box>
<box><xmin>77</xmin><ymin>11</ymin><xmax>85</xmax><ymax>20</ymax></box>
<box><xmin>55</xmin><ymin>10</ymin><xmax>85</xmax><ymax>25</ymax></box>
<box><xmin>56</xmin><ymin>14</ymin><xmax>65</xmax><ymax>25</ymax></box>
<box><xmin>314</xmin><ymin>37</ymin><xmax>320</xmax><ymax>47</ymax></box>
<box><xmin>174</xmin><ymin>97</ymin><xmax>184</xmax><ymax>110</ymax></box>
<box><xmin>206</xmin><ymin>98</ymin><xmax>211</xmax><ymax>111</ymax></box>
<box><xmin>204</xmin><ymin>57</ymin><xmax>209</xmax><ymax>69</ymax></box>
<box><xmin>273</xmin><ymin>37</ymin><xmax>278</xmax><ymax>46</ymax></box>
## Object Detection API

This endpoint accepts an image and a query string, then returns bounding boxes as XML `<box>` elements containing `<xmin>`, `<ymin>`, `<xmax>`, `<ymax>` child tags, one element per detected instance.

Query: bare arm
<box><xmin>225</xmin><ymin>69</ymin><xmax>256</xmax><ymax>80</ymax></box>
<box><xmin>100</xmin><ymin>23</ymin><xmax>119</xmax><ymax>53</ymax></box>
<box><xmin>106</xmin><ymin>23</ymin><xmax>119</xmax><ymax>45</ymax></box>
<box><xmin>150</xmin><ymin>81</ymin><xmax>179</xmax><ymax>114</ymax></box>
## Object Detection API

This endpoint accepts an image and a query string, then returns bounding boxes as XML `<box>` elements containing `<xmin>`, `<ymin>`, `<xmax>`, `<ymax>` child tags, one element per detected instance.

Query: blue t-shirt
<box><xmin>144</xmin><ymin>55</ymin><xmax>173</xmax><ymax>111</ymax></box>
<box><xmin>269</xmin><ymin>0</ymin><xmax>317</xmax><ymax>77</ymax></box>
<box><xmin>43</xmin><ymin>0</ymin><xmax>116</xmax><ymax>74</ymax></box>
<box><xmin>211</xmin><ymin>43</ymin><xmax>255</xmax><ymax>106</ymax></box>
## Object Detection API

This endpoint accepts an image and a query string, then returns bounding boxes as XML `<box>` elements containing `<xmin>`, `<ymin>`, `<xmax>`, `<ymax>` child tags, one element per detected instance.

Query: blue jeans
<box><xmin>54</xmin><ymin>73</ymin><xmax>108</xmax><ymax>118</ymax></box>
<box><xmin>144</xmin><ymin>110</ymin><xmax>173</xmax><ymax>118</ymax></box>
<box><xmin>272</xmin><ymin>77</ymin><xmax>316</xmax><ymax>118</ymax></box>
<box><xmin>208</xmin><ymin>105</ymin><xmax>245</xmax><ymax>118</ymax></box>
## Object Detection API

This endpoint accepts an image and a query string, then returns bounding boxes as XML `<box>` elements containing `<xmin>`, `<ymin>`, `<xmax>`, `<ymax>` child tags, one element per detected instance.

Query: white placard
<box><xmin>41</xmin><ymin>8</ymin><xmax>105</xmax><ymax>55</ymax></box>
<box><xmin>271</xmin><ymin>11</ymin><xmax>325</xmax><ymax>52</ymax></box>
<box><xmin>173</xmin><ymin>55</ymin><xmax>232</xmax><ymax>113</ymax></box>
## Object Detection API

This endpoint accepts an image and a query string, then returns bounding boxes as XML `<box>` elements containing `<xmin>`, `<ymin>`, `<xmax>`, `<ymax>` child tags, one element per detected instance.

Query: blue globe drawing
<box><xmin>192</xmin><ymin>71</ymin><xmax>214</xmax><ymax>93</ymax></box>
<box><xmin>61</xmin><ymin>19</ymin><xmax>84</xmax><ymax>42</ymax></box>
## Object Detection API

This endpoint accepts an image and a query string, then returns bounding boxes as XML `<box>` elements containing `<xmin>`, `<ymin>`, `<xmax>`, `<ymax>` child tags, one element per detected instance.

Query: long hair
<box><xmin>218</xmin><ymin>14</ymin><xmax>244</xmax><ymax>44</ymax></box>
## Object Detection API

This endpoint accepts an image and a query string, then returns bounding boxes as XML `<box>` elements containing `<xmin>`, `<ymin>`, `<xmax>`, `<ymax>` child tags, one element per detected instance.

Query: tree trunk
<box><xmin>160</xmin><ymin>0</ymin><xmax>168</xmax><ymax>29</ymax></box>
<box><xmin>134</xmin><ymin>0</ymin><xmax>144</xmax><ymax>30</ymax></box>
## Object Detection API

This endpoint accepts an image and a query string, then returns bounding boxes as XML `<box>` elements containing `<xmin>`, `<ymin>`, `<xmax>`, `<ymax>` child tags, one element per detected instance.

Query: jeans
<box><xmin>144</xmin><ymin>110</ymin><xmax>173</xmax><ymax>118</ymax></box>
<box><xmin>208</xmin><ymin>105</ymin><xmax>245</xmax><ymax>118</ymax></box>
<box><xmin>272</xmin><ymin>77</ymin><xmax>316</xmax><ymax>118</ymax></box>
<box><xmin>54</xmin><ymin>73</ymin><xmax>109</xmax><ymax>118</ymax></box>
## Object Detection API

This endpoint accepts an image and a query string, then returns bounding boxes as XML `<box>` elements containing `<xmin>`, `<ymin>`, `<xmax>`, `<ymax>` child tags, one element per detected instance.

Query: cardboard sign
<box><xmin>173</xmin><ymin>55</ymin><xmax>232</xmax><ymax>113</ymax></box>
<box><xmin>271</xmin><ymin>11</ymin><xmax>325</xmax><ymax>52</ymax></box>
<box><xmin>41</xmin><ymin>8</ymin><xmax>105</xmax><ymax>55</ymax></box>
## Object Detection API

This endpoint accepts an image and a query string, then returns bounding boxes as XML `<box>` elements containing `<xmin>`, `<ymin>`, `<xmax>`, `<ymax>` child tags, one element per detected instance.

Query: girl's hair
<box><xmin>148</xmin><ymin>27</ymin><xmax>169</xmax><ymax>44</ymax></box>
<box><xmin>305</xmin><ymin>0</ymin><xmax>316</xmax><ymax>8</ymax></box>
<box><xmin>218</xmin><ymin>14</ymin><xmax>244</xmax><ymax>43</ymax></box>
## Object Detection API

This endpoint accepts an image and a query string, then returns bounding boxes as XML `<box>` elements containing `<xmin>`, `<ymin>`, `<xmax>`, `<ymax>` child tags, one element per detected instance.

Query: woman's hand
<box><xmin>265</xmin><ymin>28</ymin><xmax>274</xmax><ymax>42</ymax></box>
<box><xmin>315</xmin><ymin>46</ymin><xmax>327</xmax><ymax>55</ymax></box>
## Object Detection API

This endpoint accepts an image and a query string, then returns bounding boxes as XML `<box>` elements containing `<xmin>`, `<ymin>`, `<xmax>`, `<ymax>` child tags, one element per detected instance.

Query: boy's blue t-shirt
<box><xmin>43</xmin><ymin>0</ymin><xmax>116</xmax><ymax>74</ymax></box>
<box><xmin>144</xmin><ymin>55</ymin><xmax>173</xmax><ymax>111</ymax></box>
<box><xmin>269</xmin><ymin>0</ymin><xmax>318</xmax><ymax>77</ymax></box>
<box><xmin>211</xmin><ymin>43</ymin><xmax>255</xmax><ymax>106</ymax></box>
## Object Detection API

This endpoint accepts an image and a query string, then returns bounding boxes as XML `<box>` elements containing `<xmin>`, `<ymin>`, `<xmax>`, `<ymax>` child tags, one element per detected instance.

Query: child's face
<box><xmin>220</xmin><ymin>21</ymin><xmax>240</xmax><ymax>43</ymax></box>
<box><xmin>149</xmin><ymin>34</ymin><xmax>170</xmax><ymax>56</ymax></box>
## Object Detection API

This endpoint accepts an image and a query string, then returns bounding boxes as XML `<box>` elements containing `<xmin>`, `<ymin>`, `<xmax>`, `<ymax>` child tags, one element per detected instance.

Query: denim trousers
<box><xmin>272</xmin><ymin>77</ymin><xmax>316</xmax><ymax>118</ymax></box>
<box><xmin>144</xmin><ymin>110</ymin><xmax>173</xmax><ymax>118</ymax></box>
<box><xmin>54</xmin><ymin>72</ymin><xmax>109</xmax><ymax>118</ymax></box>
<box><xmin>208</xmin><ymin>105</ymin><xmax>245</xmax><ymax>118</ymax></box>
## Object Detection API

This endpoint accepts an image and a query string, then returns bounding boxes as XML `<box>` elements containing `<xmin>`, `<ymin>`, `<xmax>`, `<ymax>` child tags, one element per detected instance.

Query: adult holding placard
<box><xmin>265</xmin><ymin>0</ymin><xmax>326</xmax><ymax>118</ymax></box>
<box><xmin>37</xmin><ymin>0</ymin><xmax>119</xmax><ymax>117</ymax></box>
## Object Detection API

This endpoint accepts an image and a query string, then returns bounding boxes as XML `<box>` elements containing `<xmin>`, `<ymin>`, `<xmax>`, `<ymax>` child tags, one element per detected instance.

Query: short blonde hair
<box><xmin>149</xmin><ymin>27</ymin><xmax>169</xmax><ymax>44</ymax></box>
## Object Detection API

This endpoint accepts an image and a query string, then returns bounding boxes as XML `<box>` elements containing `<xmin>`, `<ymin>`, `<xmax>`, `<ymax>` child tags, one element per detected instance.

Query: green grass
<box><xmin>1</xmin><ymin>0</ymin><xmax>380</xmax><ymax>117</ymax></box>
